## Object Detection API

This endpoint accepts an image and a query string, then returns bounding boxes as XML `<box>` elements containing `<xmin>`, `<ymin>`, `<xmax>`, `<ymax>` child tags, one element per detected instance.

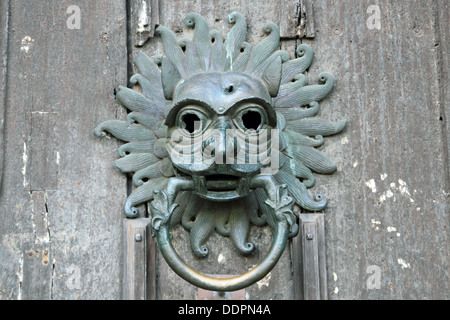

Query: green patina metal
<box><xmin>95</xmin><ymin>11</ymin><xmax>346</xmax><ymax>291</ymax></box>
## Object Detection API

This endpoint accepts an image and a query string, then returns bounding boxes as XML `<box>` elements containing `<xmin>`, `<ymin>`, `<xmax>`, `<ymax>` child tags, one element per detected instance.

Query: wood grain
<box><xmin>0</xmin><ymin>0</ymin><xmax>128</xmax><ymax>299</ymax></box>
<box><xmin>302</xmin><ymin>0</ymin><xmax>449</xmax><ymax>299</ymax></box>
<box><xmin>123</xmin><ymin>218</ymin><xmax>156</xmax><ymax>300</ymax></box>
<box><xmin>292</xmin><ymin>214</ymin><xmax>328</xmax><ymax>300</ymax></box>
<box><xmin>0</xmin><ymin>0</ymin><xmax>10</xmax><ymax>193</ymax></box>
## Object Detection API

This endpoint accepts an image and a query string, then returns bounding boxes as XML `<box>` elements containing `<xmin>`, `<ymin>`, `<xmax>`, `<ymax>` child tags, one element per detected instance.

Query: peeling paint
<box><xmin>333</xmin><ymin>272</ymin><xmax>338</xmax><ymax>282</ymax></box>
<box><xmin>387</xmin><ymin>226</ymin><xmax>401</xmax><ymax>237</ymax></box>
<box><xmin>20</xmin><ymin>36</ymin><xmax>34</xmax><ymax>53</ymax></box>
<box><xmin>31</xmin><ymin>111</ymin><xmax>58</xmax><ymax>115</ymax></box>
<box><xmin>17</xmin><ymin>253</ymin><xmax>23</xmax><ymax>300</ymax></box>
<box><xmin>217</xmin><ymin>254</ymin><xmax>225</xmax><ymax>263</ymax></box>
<box><xmin>397</xmin><ymin>258</ymin><xmax>411</xmax><ymax>269</ymax></box>
<box><xmin>137</xmin><ymin>1</ymin><xmax>149</xmax><ymax>33</ymax></box>
<box><xmin>341</xmin><ymin>136</ymin><xmax>349</xmax><ymax>145</ymax></box>
<box><xmin>353</xmin><ymin>161</ymin><xmax>359</xmax><ymax>168</ymax></box>
<box><xmin>398</xmin><ymin>179</ymin><xmax>411</xmax><ymax>197</ymax></box>
<box><xmin>334</xmin><ymin>287</ymin><xmax>339</xmax><ymax>294</ymax></box>
<box><xmin>371</xmin><ymin>219</ymin><xmax>381</xmax><ymax>230</ymax></box>
<box><xmin>378</xmin><ymin>178</ymin><xmax>415</xmax><ymax>204</ymax></box>
<box><xmin>31</xmin><ymin>192</ymin><xmax>51</xmax><ymax>245</ymax></box>
<box><xmin>371</xmin><ymin>219</ymin><xmax>381</xmax><ymax>225</ymax></box>
<box><xmin>257</xmin><ymin>272</ymin><xmax>271</xmax><ymax>289</ymax></box>
<box><xmin>380</xmin><ymin>173</ymin><xmax>388</xmax><ymax>181</ymax></box>
<box><xmin>387</xmin><ymin>226</ymin><xmax>396</xmax><ymax>232</ymax></box>
<box><xmin>365</xmin><ymin>179</ymin><xmax>377</xmax><ymax>193</ymax></box>
<box><xmin>22</xmin><ymin>141</ymin><xmax>28</xmax><ymax>187</ymax></box>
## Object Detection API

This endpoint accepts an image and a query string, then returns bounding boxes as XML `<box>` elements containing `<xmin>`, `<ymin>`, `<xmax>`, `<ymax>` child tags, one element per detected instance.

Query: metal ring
<box><xmin>150</xmin><ymin>176</ymin><xmax>293</xmax><ymax>292</ymax></box>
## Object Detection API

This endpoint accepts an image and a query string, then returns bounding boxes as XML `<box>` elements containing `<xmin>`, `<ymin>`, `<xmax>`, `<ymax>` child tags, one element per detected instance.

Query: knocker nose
<box><xmin>205</xmin><ymin>117</ymin><xmax>237</xmax><ymax>164</ymax></box>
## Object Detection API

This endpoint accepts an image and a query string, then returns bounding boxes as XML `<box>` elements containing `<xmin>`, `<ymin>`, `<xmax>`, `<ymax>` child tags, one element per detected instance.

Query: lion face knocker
<box><xmin>95</xmin><ymin>12</ymin><xmax>347</xmax><ymax>291</ymax></box>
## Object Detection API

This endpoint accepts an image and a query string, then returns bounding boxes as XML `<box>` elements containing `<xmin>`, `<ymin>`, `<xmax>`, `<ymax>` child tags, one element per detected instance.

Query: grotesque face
<box><xmin>96</xmin><ymin>11</ymin><xmax>346</xmax><ymax>261</ymax></box>
<box><xmin>165</xmin><ymin>72</ymin><xmax>278</xmax><ymax>201</ymax></box>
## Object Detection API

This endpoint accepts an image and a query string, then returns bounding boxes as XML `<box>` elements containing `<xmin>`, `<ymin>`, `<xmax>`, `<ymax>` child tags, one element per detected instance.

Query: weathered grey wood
<box><xmin>29</xmin><ymin>112</ymin><xmax>59</xmax><ymax>191</ymax></box>
<box><xmin>0</xmin><ymin>0</ymin><xmax>10</xmax><ymax>192</ymax></box>
<box><xmin>303</xmin><ymin>0</ymin><xmax>449</xmax><ymax>299</ymax></box>
<box><xmin>0</xmin><ymin>0</ymin><xmax>128</xmax><ymax>299</ymax></box>
<box><xmin>1</xmin><ymin>0</ymin><xmax>448</xmax><ymax>301</ymax></box>
<box><xmin>123</xmin><ymin>218</ymin><xmax>156</xmax><ymax>300</ymax></box>
<box><xmin>20</xmin><ymin>192</ymin><xmax>53</xmax><ymax>300</ymax></box>
<box><xmin>155</xmin><ymin>0</ymin><xmax>299</xmax><ymax>41</ymax></box>
<box><xmin>21</xmin><ymin>247</ymin><xmax>53</xmax><ymax>300</ymax></box>
<box><xmin>292</xmin><ymin>214</ymin><xmax>327</xmax><ymax>300</ymax></box>
<box><xmin>131</xmin><ymin>0</ymin><xmax>160</xmax><ymax>47</ymax></box>
<box><xmin>436</xmin><ymin>0</ymin><xmax>449</xmax><ymax>192</ymax></box>
<box><xmin>297</xmin><ymin>0</ymin><xmax>316</xmax><ymax>38</ymax></box>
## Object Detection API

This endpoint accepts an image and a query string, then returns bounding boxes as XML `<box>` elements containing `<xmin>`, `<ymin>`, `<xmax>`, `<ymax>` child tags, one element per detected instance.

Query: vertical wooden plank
<box><xmin>154</xmin><ymin>0</ymin><xmax>299</xmax><ymax>43</ymax></box>
<box><xmin>316</xmin><ymin>215</ymin><xmax>328</xmax><ymax>300</ymax></box>
<box><xmin>22</xmin><ymin>247</ymin><xmax>53</xmax><ymax>300</ymax></box>
<box><xmin>124</xmin><ymin>218</ymin><xmax>146</xmax><ymax>300</ymax></box>
<box><xmin>123</xmin><ymin>218</ymin><xmax>156</xmax><ymax>300</ymax></box>
<box><xmin>302</xmin><ymin>222</ymin><xmax>320</xmax><ymax>300</ymax></box>
<box><xmin>29</xmin><ymin>112</ymin><xmax>58</xmax><ymax>191</ymax></box>
<box><xmin>20</xmin><ymin>191</ymin><xmax>53</xmax><ymax>300</ymax></box>
<box><xmin>297</xmin><ymin>0</ymin><xmax>316</xmax><ymax>38</ymax></box>
<box><xmin>279</xmin><ymin>0</ymin><xmax>301</xmax><ymax>39</ymax></box>
<box><xmin>292</xmin><ymin>214</ymin><xmax>327</xmax><ymax>300</ymax></box>
<box><xmin>131</xmin><ymin>0</ymin><xmax>151</xmax><ymax>47</ymax></box>
<box><xmin>0</xmin><ymin>0</ymin><xmax>128</xmax><ymax>299</ymax></box>
<box><xmin>304</xmin><ymin>0</ymin><xmax>449</xmax><ymax>299</ymax></box>
<box><xmin>0</xmin><ymin>0</ymin><xmax>10</xmax><ymax>190</ymax></box>
<box><xmin>131</xmin><ymin>0</ymin><xmax>161</xmax><ymax>47</ymax></box>
<box><xmin>436</xmin><ymin>0</ymin><xmax>449</xmax><ymax>187</ymax></box>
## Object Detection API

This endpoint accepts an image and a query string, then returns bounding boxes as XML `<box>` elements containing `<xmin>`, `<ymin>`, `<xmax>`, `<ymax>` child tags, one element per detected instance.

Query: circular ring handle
<box><xmin>150</xmin><ymin>176</ymin><xmax>294</xmax><ymax>292</ymax></box>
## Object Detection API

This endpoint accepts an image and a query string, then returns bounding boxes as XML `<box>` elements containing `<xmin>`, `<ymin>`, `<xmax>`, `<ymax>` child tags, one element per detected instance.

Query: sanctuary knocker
<box><xmin>95</xmin><ymin>12</ymin><xmax>347</xmax><ymax>292</ymax></box>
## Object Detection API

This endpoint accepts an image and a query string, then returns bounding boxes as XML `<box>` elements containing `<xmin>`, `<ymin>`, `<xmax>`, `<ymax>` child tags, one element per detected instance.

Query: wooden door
<box><xmin>0</xmin><ymin>0</ymin><xmax>448</xmax><ymax>300</ymax></box>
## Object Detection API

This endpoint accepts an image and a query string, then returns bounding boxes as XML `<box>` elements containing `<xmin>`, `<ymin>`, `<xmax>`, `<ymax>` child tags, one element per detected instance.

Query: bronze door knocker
<box><xmin>95</xmin><ymin>12</ymin><xmax>346</xmax><ymax>291</ymax></box>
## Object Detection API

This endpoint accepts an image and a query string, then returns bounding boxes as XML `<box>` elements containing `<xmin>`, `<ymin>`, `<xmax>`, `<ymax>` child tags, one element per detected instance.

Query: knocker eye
<box><xmin>181</xmin><ymin>113</ymin><xmax>200</xmax><ymax>134</ymax></box>
<box><xmin>242</xmin><ymin>110</ymin><xmax>262</xmax><ymax>131</ymax></box>
<box><xmin>233</xmin><ymin>105</ymin><xmax>268</xmax><ymax>132</ymax></box>
<box><xmin>176</xmin><ymin>108</ymin><xmax>211</xmax><ymax>136</ymax></box>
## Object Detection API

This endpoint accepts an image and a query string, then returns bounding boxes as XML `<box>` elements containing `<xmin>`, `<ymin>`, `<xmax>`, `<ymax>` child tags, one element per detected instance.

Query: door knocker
<box><xmin>95</xmin><ymin>12</ymin><xmax>346</xmax><ymax>292</ymax></box>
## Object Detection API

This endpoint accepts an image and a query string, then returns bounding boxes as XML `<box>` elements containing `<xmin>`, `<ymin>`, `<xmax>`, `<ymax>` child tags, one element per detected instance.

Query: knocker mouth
<box><xmin>205</xmin><ymin>174</ymin><xmax>240</xmax><ymax>190</ymax></box>
<box><xmin>191</xmin><ymin>172</ymin><xmax>255</xmax><ymax>201</ymax></box>
<box><xmin>169</xmin><ymin>142</ymin><xmax>270</xmax><ymax>201</ymax></box>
